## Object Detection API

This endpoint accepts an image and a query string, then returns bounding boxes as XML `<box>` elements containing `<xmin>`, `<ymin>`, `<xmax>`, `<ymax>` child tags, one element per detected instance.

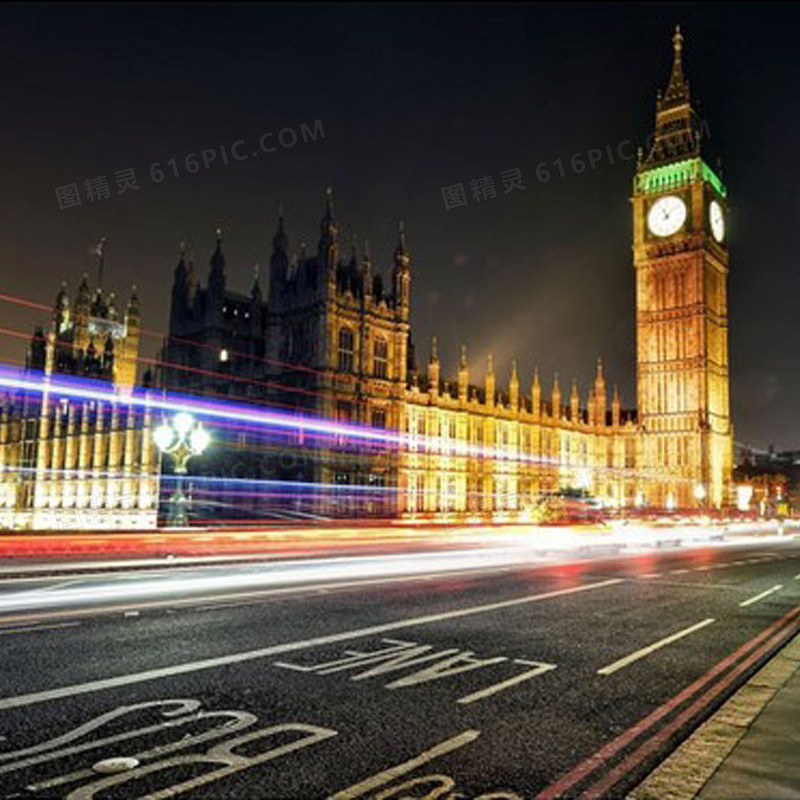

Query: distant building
<box><xmin>0</xmin><ymin>246</ymin><xmax>159</xmax><ymax>530</ymax></box>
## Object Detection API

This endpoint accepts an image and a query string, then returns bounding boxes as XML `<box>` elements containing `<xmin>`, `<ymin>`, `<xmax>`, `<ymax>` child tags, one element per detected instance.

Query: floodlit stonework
<box><xmin>159</xmin><ymin>29</ymin><xmax>732</xmax><ymax>520</ymax></box>
<box><xmin>0</xmin><ymin>256</ymin><xmax>159</xmax><ymax>531</ymax></box>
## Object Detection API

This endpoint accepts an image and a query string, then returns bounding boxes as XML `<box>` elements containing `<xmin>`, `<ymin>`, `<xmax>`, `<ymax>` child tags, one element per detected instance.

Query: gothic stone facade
<box><xmin>0</xmin><ymin>267</ymin><xmax>159</xmax><ymax>530</ymax></box>
<box><xmin>161</xmin><ymin>28</ymin><xmax>732</xmax><ymax>519</ymax></box>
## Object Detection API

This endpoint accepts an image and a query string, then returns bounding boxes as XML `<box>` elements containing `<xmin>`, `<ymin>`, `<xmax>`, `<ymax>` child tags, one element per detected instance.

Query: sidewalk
<box><xmin>632</xmin><ymin>632</ymin><xmax>800</xmax><ymax>800</ymax></box>
<box><xmin>699</xmin><ymin>664</ymin><xmax>800</xmax><ymax>799</ymax></box>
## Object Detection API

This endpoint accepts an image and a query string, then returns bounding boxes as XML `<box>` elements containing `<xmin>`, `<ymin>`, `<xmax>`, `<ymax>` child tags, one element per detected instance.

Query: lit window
<box><xmin>338</xmin><ymin>328</ymin><xmax>355</xmax><ymax>373</ymax></box>
<box><xmin>337</xmin><ymin>401</ymin><xmax>352</xmax><ymax>423</ymax></box>
<box><xmin>374</xmin><ymin>338</ymin><xmax>388</xmax><ymax>379</ymax></box>
<box><xmin>219</xmin><ymin>348</ymin><xmax>229</xmax><ymax>362</ymax></box>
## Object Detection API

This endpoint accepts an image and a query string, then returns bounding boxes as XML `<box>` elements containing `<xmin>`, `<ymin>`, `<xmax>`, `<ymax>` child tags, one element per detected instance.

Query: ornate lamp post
<box><xmin>694</xmin><ymin>483</ymin><xmax>707</xmax><ymax>510</ymax></box>
<box><xmin>153</xmin><ymin>412</ymin><xmax>210</xmax><ymax>526</ymax></box>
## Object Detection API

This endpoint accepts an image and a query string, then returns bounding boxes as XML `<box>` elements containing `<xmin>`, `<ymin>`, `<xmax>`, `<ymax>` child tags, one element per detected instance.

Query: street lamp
<box><xmin>153</xmin><ymin>412</ymin><xmax>210</xmax><ymax>526</ymax></box>
<box><xmin>694</xmin><ymin>483</ymin><xmax>707</xmax><ymax>509</ymax></box>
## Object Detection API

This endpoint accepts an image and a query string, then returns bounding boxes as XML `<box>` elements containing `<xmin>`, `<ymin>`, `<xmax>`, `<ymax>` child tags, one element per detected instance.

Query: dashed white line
<box><xmin>597</xmin><ymin>618</ymin><xmax>716</xmax><ymax>676</ymax></box>
<box><xmin>740</xmin><ymin>585</ymin><xmax>783</xmax><ymax>607</ymax></box>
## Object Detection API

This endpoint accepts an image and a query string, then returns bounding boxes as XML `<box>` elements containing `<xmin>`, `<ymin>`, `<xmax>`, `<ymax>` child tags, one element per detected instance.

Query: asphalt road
<box><xmin>1</xmin><ymin>535</ymin><xmax>799</xmax><ymax>799</ymax></box>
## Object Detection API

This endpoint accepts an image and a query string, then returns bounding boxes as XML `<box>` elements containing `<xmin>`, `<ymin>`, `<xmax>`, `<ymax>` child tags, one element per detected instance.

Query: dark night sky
<box><xmin>0</xmin><ymin>3</ymin><xmax>798</xmax><ymax>450</ymax></box>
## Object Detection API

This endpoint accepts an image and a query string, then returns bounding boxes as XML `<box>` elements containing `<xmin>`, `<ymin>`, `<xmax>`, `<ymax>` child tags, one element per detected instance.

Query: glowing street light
<box><xmin>736</xmin><ymin>484</ymin><xmax>753</xmax><ymax>512</ymax></box>
<box><xmin>153</xmin><ymin>412</ymin><xmax>211</xmax><ymax>526</ymax></box>
<box><xmin>694</xmin><ymin>483</ymin><xmax>707</xmax><ymax>504</ymax></box>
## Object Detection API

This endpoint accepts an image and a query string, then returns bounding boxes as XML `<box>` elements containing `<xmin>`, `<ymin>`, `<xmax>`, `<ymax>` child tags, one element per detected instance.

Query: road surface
<box><xmin>1</xmin><ymin>534</ymin><xmax>799</xmax><ymax>798</ymax></box>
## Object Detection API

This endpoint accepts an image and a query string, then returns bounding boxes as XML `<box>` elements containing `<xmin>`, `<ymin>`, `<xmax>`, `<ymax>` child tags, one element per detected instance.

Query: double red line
<box><xmin>537</xmin><ymin>603</ymin><xmax>800</xmax><ymax>798</ymax></box>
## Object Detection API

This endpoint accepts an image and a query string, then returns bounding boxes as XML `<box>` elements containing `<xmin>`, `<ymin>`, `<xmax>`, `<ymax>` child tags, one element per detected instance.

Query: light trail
<box><xmin>0</xmin><ymin>526</ymin><xmax>791</xmax><ymax>618</ymax></box>
<box><xmin>0</xmin><ymin>363</ymin><xmax>702</xmax><ymax>486</ymax></box>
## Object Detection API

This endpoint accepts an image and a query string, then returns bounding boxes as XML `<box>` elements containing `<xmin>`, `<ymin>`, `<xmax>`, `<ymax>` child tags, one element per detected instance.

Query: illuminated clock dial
<box><xmin>647</xmin><ymin>195</ymin><xmax>687</xmax><ymax>237</ymax></box>
<box><xmin>709</xmin><ymin>199</ymin><xmax>725</xmax><ymax>242</ymax></box>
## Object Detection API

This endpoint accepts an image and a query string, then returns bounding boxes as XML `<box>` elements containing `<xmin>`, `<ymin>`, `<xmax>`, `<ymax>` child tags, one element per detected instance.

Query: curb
<box><xmin>629</xmin><ymin>630</ymin><xmax>800</xmax><ymax>800</ymax></box>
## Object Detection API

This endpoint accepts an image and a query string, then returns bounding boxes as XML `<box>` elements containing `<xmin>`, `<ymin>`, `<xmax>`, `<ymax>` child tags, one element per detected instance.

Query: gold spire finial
<box><xmin>673</xmin><ymin>24</ymin><xmax>683</xmax><ymax>53</ymax></box>
<box><xmin>664</xmin><ymin>24</ymin><xmax>687</xmax><ymax>101</ymax></box>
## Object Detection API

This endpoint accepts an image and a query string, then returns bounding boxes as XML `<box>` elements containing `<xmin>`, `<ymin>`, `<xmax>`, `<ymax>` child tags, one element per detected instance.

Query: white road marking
<box><xmin>740</xmin><ymin>585</ymin><xmax>783</xmax><ymax>607</ymax></box>
<box><xmin>0</xmin><ymin>622</ymin><xmax>79</xmax><ymax>637</ymax></box>
<box><xmin>0</xmin><ymin>578</ymin><xmax>623</xmax><ymax>711</ymax></box>
<box><xmin>795</xmin><ymin>573</ymin><xmax>800</xmax><ymax>580</ymax></box>
<box><xmin>640</xmin><ymin>573</ymin><xmax>660</xmax><ymax>579</ymax></box>
<box><xmin>328</xmin><ymin>729</ymin><xmax>480</xmax><ymax>799</ymax></box>
<box><xmin>597</xmin><ymin>618</ymin><xmax>716</xmax><ymax>676</ymax></box>
<box><xmin>457</xmin><ymin>659</ymin><xmax>556</xmax><ymax>704</ymax></box>
<box><xmin>671</xmin><ymin>569</ymin><xmax>689</xmax><ymax>575</ymax></box>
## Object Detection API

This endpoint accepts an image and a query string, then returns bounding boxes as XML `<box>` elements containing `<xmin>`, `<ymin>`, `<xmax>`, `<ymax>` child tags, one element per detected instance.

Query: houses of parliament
<box><xmin>0</xmin><ymin>26</ymin><xmax>733</xmax><ymax>527</ymax></box>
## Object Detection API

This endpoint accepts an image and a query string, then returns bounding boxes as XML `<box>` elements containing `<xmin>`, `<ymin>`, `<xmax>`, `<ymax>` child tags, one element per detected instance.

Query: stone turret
<box><xmin>458</xmin><ymin>345</ymin><xmax>469</xmax><ymax>403</ymax></box>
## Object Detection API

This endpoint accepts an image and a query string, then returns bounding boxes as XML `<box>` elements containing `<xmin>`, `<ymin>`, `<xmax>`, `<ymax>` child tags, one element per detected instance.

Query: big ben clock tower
<box><xmin>633</xmin><ymin>26</ymin><xmax>732</xmax><ymax>509</ymax></box>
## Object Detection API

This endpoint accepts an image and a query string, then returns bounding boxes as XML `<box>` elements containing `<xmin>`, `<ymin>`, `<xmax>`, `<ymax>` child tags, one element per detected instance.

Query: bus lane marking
<box><xmin>275</xmin><ymin>638</ymin><xmax>556</xmax><ymax>704</ymax></box>
<box><xmin>0</xmin><ymin>578</ymin><xmax>622</xmax><ymax>712</ymax></box>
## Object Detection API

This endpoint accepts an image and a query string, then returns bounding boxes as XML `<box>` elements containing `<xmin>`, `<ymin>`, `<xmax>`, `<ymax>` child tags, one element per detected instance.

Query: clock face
<box><xmin>647</xmin><ymin>195</ymin><xmax>687</xmax><ymax>237</ymax></box>
<box><xmin>709</xmin><ymin>199</ymin><xmax>725</xmax><ymax>242</ymax></box>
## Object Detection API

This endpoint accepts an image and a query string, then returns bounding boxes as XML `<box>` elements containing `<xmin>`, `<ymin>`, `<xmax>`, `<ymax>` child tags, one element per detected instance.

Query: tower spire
<box><xmin>394</xmin><ymin>218</ymin><xmax>410</xmax><ymax>269</ymax></box>
<box><xmin>95</xmin><ymin>237</ymin><xmax>107</xmax><ymax>290</ymax></box>
<box><xmin>644</xmin><ymin>25</ymin><xmax>701</xmax><ymax>167</ymax></box>
<box><xmin>273</xmin><ymin>204</ymin><xmax>288</xmax><ymax>252</ymax></box>
<box><xmin>318</xmin><ymin>186</ymin><xmax>338</xmax><ymax>272</ymax></box>
<box><xmin>209</xmin><ymin>225</ymin><xmax>226</xmax><ymax>296</ymax></box>
<box><xmin>664</xmin><ymin>24</ymin><xmax>688</xmax><ymax>103</ymax></box>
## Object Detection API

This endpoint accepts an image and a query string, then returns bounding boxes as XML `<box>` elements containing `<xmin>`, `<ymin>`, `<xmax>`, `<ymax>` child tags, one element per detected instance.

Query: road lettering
<box><xmin>0</xmin><ymin>698</ymin><xmax>336</xmax><ymax>798</ymax></box>
<box><xmin>276</xmin><ymin>638</ymin><xmax>556</xmax><ymax>704</ymax></box>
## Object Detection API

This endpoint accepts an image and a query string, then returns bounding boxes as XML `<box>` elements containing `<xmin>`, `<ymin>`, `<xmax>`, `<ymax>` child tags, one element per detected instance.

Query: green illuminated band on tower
<box><xmin>635</xmin><ymin>158</ymin><xmax>726</xmax><ymax>197</ymax></box>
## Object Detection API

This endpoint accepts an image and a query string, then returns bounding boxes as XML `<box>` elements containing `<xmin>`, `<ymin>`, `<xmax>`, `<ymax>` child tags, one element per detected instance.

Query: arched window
<box><xmin>374</xmin><ymin>337</ymin><xmax>388</xmax><ymax>379</ymax></box>
<box><xmin>338</xmin><ymin>328</ymin><xmax>354</xmax><ymax>373</ymax></box>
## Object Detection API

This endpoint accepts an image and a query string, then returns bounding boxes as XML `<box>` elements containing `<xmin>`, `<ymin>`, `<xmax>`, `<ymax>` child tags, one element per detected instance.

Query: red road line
<box><xmin>536</xmin><ymin>603</ymin><xmax>800</xmax><ymax>799</ymax></box>
<box><xmin>579</xmin><ymin>606</ymin><xmax>800</xmax><ymax>797</ymax></box>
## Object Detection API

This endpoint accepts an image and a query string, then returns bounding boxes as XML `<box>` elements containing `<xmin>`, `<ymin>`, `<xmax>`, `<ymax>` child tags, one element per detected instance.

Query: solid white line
<box><xmin>640</xmin><ymin>573</ymin><xmax>660</xmax><ymax>579</ymax></box>
<box><xmin>328</xmin><ymin>730</ymin><xmax>480</xmax><ymax>799</ymax></box>
<box><xmin>597</xmin><ymin>618</ymin><xmax>716</xmax><ymax>676</ymax></box>
<box><xmin>740</xmin><ymin>585</ymin><xmax>783</xmax><ymax>607</ymax></box>
<box><xmin>0</xmin><ymin>578</ymin><xmax>623</xmax><ymax>712</ymax></box>
<box><xmin>0</xmin><ymin>622</ymin><xmax>79</xmax><ymax>636</ymax></box>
